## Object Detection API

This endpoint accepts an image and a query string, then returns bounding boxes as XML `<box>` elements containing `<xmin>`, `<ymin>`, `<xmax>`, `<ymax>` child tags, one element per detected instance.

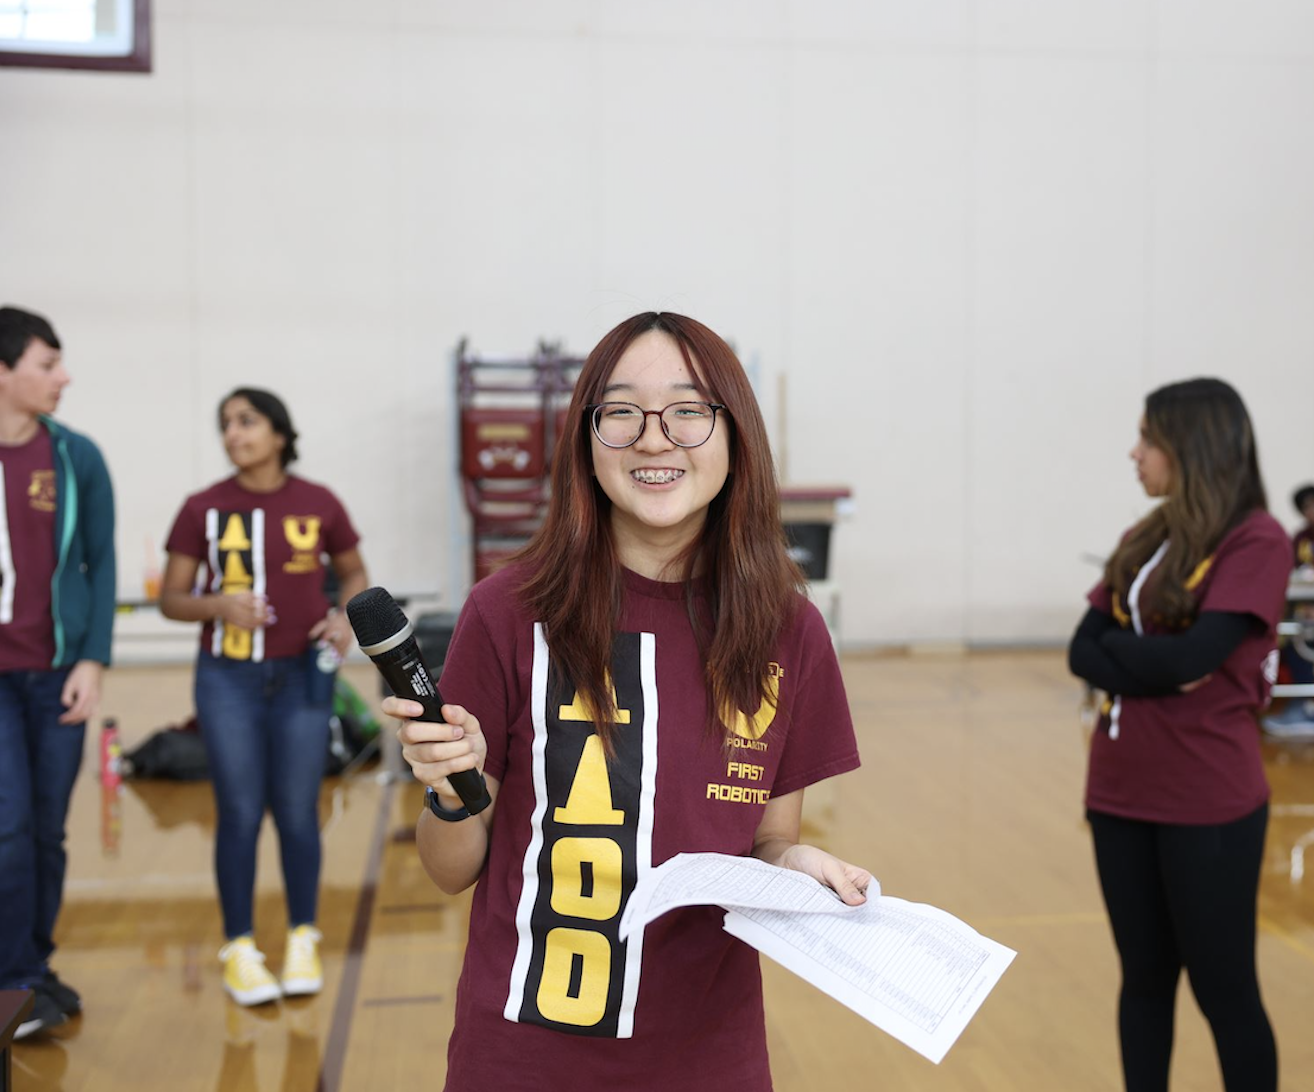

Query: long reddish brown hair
<box><xmin>515</xmin><ymin>312</ymin><xmax>804</xmax><ymax>748</ymax></box>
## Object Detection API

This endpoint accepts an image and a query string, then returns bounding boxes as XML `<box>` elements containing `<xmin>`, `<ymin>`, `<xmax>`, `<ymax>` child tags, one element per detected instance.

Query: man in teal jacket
<box><xmin>0</xmin><ymin>305</ymin><xmax>116</xmax><ymax>1040</ymax></box>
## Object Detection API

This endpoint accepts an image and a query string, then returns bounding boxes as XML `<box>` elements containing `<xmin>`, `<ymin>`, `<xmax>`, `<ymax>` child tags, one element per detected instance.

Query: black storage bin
<box><xmin>376</xmin><ymin>610</ymin><xmax>460</xmax><ymax>698</ymax></box>
<box><xmin>783</xmin><ymin>522</ymin><xmax>833</xmax><ymax>581</ymax></box>
<box><xmin>414</xmin><ymin>611</ymin><xmax>459</xmax><ymax>673</ymax></box>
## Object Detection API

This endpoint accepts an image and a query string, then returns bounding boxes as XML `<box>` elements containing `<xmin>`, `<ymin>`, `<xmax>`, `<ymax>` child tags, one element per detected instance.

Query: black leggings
<box><xmin>1088</xmin><ymin>805</ymin><xmax>1276</xmax><ymax>1092</ymax></box>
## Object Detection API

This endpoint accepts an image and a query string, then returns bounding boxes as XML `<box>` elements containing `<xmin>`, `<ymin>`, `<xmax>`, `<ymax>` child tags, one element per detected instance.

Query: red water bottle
<box><xmin>100</xmin><ymin>717</ymin><xmax>122</xmax><ymax>790</ymax></box>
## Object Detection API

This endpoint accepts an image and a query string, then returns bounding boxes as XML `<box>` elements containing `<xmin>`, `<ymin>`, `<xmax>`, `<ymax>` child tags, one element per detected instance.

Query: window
<box><xmin>0</xmin><ymin>0</ymin><xmax>150</xmax><ymax>73</ymax></box>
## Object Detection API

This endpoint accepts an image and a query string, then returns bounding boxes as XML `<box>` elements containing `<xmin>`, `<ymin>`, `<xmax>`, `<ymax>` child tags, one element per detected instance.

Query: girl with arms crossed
<box><xmin>387</xmin><ymin>313</ymin><xmax>868</xmax><ymax>1090</ymax></box>
<box><xmin>1069</xmin><ymin>378</ymin><xmax>1288</xmax><ymax>1092</ymax></box>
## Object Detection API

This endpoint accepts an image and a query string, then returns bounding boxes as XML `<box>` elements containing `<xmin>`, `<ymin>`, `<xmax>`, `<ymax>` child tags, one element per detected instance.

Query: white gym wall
<box><xmin>2</xmin><ymin>0</ymin><xmax>1312</xmax><ymax>650</ymax></box>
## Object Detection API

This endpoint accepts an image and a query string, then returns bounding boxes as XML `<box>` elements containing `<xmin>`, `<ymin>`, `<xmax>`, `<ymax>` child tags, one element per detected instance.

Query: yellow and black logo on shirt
<box><xmin>506</xmin><ymin>632</ymin><xmax>786</xmax><ymax>1039</ymax></box>
<box><xmin>206</xmin><ymin>509</ymin><xmax>265</xmax><ymax>662</ymax></box>
<box><xmin>283</xmin><ymin>516</ymin><xmax>321</xmax><ymax>574</ymax></box>
<box><xmin>707</xmin><ymin>662</ymin><xmax>783</xmax><ymax>805</ymax></box>
<box><xmin>508</xmin><ymin>627</ymin><xmax>652</xmax><ymax>1039</ymax></box>
<box><xmin>27</xmin><ymin>471</ymin><xmax>55</xmax><ymax>513</ymax></box>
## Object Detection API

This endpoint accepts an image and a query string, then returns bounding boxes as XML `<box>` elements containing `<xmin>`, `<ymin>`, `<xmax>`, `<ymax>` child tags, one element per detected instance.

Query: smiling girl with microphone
<box><xmin>385</xmin><ymin>313</ymin><xmax>867</xmax><ymax>1090</ymax></box>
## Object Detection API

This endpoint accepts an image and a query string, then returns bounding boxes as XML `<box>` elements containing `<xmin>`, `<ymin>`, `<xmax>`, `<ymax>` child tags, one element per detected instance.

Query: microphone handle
<box><xmin>372</xmin><ymin>638</ymin><xmax>492</xmax><ymax>815</ymax></box>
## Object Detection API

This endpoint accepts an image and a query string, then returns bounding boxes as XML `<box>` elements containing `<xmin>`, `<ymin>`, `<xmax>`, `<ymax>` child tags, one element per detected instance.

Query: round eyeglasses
<box><xmin>588</xmin><ymin>401</ymin><xmax>727</xmax><ymax>449</ymax></box>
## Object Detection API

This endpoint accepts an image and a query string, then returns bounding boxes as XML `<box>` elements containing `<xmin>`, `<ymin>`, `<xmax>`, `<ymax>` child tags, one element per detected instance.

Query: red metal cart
<box><xmin>456</xmin><ymin>339</ymin><xmax>584</xmax><ymax>583</ymax></box>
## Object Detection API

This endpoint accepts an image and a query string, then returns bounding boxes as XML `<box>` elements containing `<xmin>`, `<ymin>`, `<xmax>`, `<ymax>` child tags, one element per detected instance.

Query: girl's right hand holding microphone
<box><xmin>383</xmin><ymin>697</ymin><xmax>486</xmax><ymax>808</ymax></box>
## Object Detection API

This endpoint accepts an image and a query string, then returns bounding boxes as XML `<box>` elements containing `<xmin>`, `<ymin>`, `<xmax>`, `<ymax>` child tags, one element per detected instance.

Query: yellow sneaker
<box><xmin>219</xmin><ymin>936</ymin><xmax>281</xmax><ymax>1006</ymax></box>
<box><xmin>281</xmin><ymin>925</ymin><xmax>323</xmax><ymax>996</ymax></box>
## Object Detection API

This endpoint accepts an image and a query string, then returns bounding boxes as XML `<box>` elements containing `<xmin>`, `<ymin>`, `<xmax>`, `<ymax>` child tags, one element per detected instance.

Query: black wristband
<box><xmin>425</xmin><ymin>785</ymin><xmax>477</xmax><ymax>823</ymax></box>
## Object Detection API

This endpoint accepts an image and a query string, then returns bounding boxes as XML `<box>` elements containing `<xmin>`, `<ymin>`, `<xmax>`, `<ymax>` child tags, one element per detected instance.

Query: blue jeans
<box><xmin>194</xmin><ymin>650</ymin><xmax>331</xmax><ymax>940</ymax></box>
<box><xmin>1282</xmin><ymin>643</ymin><xmax>1314</xmax><ymax>686</ymax></box>
<box><xmin>0</xmin><ymin>667</ymin><xmax>84</xmax><ymax>989</ymax></box>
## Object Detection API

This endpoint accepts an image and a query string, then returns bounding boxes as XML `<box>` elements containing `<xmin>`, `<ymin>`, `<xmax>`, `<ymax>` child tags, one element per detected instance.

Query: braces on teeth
<box><xmin>632</xmin><ymin>469</ymin><xmax>683</xmax><ymax>484</ymax></box>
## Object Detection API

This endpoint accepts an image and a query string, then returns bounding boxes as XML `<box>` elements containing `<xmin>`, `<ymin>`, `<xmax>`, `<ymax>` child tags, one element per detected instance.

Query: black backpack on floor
<box><xmin>121</xmin><ymin>718</ymin><xmax>210</xmax><ymax>781</ymax></box>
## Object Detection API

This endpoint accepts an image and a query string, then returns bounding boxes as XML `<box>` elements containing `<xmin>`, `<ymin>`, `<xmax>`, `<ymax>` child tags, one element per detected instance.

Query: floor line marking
<box><xmin>361</xmin><ymin>994</ymin><xmax>446</xmax><ymax>1008</ymax></box>
<box><xmin>317</xmin><ymin>779</ymin><xmax>396</xmax><ymax>1092</ymax></box>
<box><xmin>1259</xmin><ymin>914</ymin><xmax>1314</xmax><ymax>964</ymax></box>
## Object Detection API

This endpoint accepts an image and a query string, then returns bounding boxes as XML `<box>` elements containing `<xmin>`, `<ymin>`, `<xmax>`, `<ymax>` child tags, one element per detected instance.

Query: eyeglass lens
<box><xmin>593</xmin><ymin>402</ymin><xmax>717</xmax><ymax>448</ymax></box>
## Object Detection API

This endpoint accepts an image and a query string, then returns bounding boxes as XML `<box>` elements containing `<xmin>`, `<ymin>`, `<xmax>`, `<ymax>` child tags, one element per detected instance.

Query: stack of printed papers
<box><xmin>619</xmin><ymin>853</ymin><xmax>1016</xmax><ymax>1064</ymax></box>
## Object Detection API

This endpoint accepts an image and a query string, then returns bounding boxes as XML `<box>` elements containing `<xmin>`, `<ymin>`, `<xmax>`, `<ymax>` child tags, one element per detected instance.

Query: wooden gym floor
<box><xmin>11</xmin><ymin>652</ymin><xmax>1314</xmax><ymax>1091</ymax></box>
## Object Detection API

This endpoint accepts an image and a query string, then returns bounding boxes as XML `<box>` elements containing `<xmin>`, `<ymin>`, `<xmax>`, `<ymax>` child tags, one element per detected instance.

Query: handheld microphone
<box><xmin>346</xmin><ymin>586</ymin><xmax>491</xmax><ymax>815</ymax></box>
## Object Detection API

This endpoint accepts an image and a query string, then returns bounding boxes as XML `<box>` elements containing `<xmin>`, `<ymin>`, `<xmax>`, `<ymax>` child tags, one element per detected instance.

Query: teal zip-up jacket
<box><xmin>41</xmin><ymin>416</ymin><xmax>116</xmax><ymax>667</ymax></box>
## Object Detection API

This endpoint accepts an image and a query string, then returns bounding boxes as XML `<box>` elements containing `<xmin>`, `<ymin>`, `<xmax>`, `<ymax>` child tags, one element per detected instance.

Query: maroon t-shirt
<box><xmin>1085</xmin><ymin>509</ymin><xmax>1290</xmax><ymax>824</ymax></box>
<box><xmin>164</xmin><ymin>475</ymin><xmax>359</xmax><ymax>661</ymax></box>
<box><xmin>0</xmin><ymin>428</ymin><xmax>58</xmax><ymax>670</ymax></box>
<box><xmin>436</xmin><ymin>564</ymin><xmax>860</xmax><ymax>1091</ymax></box>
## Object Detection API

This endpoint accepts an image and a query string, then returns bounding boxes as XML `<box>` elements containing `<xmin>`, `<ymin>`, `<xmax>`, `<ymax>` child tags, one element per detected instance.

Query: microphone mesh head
<box><xmin>346</xmin><ymin>587</ymin><xmax>411</xmax><ymax>648</ymax></box>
